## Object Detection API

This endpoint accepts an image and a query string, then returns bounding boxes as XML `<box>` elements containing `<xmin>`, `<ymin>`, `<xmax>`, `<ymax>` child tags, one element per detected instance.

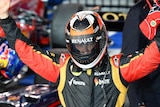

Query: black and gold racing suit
<box><xmin>1</xmin><ymin>16</ymin><xmax>160</xmax><ymax>107</ymax></box>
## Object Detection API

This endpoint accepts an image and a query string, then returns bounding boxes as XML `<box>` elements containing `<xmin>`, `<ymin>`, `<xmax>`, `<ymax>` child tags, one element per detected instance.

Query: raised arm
<box><xmin>0</xmin><ymin>0</ymin><xmax>60</xmax><ymax>83</ymax></box>
<box><xmin>121</xmin><ymin>1</ymin><xmax>160</xmax><ymax>82</ymax></box>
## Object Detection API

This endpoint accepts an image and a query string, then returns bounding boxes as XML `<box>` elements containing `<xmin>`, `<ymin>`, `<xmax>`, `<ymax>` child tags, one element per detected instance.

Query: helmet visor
<box><xmin>66</xmin><ymin>34</ymin><xmax>101</xmax><ymax>64</ymax></box>
<box><xmin>74</xmin><ymin>42</ymin><xmax>96</xmax><ymax>55</ymax></box>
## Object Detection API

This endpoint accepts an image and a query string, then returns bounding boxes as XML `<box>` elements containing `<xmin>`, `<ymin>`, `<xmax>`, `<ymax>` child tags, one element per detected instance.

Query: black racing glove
<box><xmin>0</xmin><ymin>16</ymin><xmax>21</xmax><ymax>50</ymax></box>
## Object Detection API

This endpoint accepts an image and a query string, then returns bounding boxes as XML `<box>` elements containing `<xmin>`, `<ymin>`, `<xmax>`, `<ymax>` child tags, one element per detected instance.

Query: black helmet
<box><xmin>65</xmin><ymin>11</ymin><xmax>108</xmax><ymax>69</ymax></box>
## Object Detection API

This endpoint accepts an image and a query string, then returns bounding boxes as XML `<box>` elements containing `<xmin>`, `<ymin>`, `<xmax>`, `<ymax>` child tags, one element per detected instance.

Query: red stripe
<box><xmin>48</xmin><ymin>100</ymin><xmax>61</xmax><ymax>107</ymax></box>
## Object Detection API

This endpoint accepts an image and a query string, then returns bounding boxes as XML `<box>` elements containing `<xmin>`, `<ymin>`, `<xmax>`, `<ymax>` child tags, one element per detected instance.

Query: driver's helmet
<box><xmin>0</xmin><ymin>39</ymin><xmax>26</xmax><ymax>84</ymax></box>
<box><xmin>65</xmin><ymin>10</ymin><xmax>108</xmax><ymax>69</ymax></box>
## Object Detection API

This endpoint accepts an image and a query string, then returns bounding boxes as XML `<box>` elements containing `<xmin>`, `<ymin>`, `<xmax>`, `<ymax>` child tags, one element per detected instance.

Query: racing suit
<box><xmin>1</xmin><ymin>16</ymin><xmax>160</xmax><ymax>107</ymax></box>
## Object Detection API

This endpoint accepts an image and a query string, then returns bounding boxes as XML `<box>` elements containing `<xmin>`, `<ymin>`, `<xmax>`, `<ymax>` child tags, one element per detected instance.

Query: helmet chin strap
<box><xmin>70</xmin><ymin>64</ymin><xmax>92</xmax><ymax>76</ymax></box>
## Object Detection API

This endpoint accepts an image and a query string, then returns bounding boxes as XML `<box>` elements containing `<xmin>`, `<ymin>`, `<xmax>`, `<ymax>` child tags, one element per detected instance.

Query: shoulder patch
<box><xmin>60</xmin><ymin>53</ymin><xmax>70</xmax><ymax>67</ymax></box>
<box><xmin>111</xmin><ymin>54</ymin><xmax>122</xmax><ymax>67</ymax></box>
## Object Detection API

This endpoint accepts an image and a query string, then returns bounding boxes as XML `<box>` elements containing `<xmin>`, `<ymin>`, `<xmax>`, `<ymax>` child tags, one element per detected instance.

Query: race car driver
<box><xmin>1</xmin><ymin>0</ymin><xmax>160</xmax><ymax>107</ymax></box>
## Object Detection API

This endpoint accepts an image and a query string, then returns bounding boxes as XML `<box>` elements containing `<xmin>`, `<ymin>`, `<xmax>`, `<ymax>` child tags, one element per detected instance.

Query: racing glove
<box><xmin>139</xmin><ymin>1</ymin><xmax>160</xmax><ymax>40</ymax></box>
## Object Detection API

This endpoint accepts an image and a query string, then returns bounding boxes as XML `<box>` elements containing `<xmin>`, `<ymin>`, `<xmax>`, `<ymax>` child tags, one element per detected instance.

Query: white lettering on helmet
<box><xmin>71</xmin><ymin>37</ymin><xmax>93</xmax><ymax>44</ymax></box>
